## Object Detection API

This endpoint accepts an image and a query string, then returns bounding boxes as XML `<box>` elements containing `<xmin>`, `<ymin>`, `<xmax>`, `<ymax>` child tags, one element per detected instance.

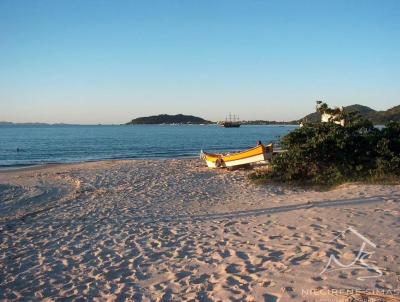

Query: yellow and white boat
<box><xmin>200</xmin><ymin>144</ymin><xmax>273</xmax><ymax>168</ymax></box>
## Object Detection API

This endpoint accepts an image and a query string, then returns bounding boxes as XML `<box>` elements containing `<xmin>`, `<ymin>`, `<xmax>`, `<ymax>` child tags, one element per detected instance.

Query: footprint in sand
<box><xmin>235</xmin><ymin>251</ymin><xmax>249</xmax><ymax>260</ymax></box>
<box><xmin>225</xmin><ymin>263</ymin><xmax>243</xmax><ymax>274</ymax></box>
<box><xmin>175</xmin><ymin>271</ymin><xmax>191</xmax><ymax>281</ymax></box>
<box><xmin>268</xmin><ymin>250</ymin><xmax>284</xmax><ymax>261</ymax></box>
<box><xmin>289</xmin><ymin>253</ymin><xmax>311</xmax><ymax>266</ymax></box>
<box><xmin>264</xmin><ymin>293</ymin><xmax>279</xmax><ymax>302</ymax></box>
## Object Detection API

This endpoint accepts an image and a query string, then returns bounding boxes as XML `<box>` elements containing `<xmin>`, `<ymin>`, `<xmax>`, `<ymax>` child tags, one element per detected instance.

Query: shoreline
<box><xmin>1</xmin><ymin>158</ymin><xmax>399</xmax><ymax>301</ymax></box>
<box><xmin>0</xmin><ymin>156</ymin><xmax>200</xmax><ymax>172</ymax></box>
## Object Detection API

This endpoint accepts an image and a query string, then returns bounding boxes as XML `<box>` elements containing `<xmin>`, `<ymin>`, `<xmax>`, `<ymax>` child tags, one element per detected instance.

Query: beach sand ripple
<box><xmin>1</xmin><ymin>159</ymin><xmax>399</xmax><ymax>301</ymax></box>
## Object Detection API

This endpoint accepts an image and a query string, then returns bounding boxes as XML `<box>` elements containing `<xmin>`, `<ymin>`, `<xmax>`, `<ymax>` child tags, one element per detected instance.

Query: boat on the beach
<box><xmin>200</xmin><ymin>144</ymin><xmax>273</xmax><ymax>168</ymax></box>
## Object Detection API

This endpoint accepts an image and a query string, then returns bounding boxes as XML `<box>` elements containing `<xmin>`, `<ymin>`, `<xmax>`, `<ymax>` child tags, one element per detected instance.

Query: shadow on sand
<box><xmin>137</xmin><ymin>195</ymin><xmax>398</xmax><ymax>224</ymax></box>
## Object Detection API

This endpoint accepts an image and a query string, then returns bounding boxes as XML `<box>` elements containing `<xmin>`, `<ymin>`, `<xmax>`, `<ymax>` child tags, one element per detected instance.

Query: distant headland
<box><xmin>125</xmin><ymin>104</ymin><xmax>399</xmax><ymax>126</ymax></box>
<box><xmin>126</xmin><ymin>114</ymin><xmax>212</xmax><ymax>125</ymax></box>
<box><xmin>299</xmin><ymin>104</ymin><xmax>400</xmax><ymax>124</ymax></box>
<box><xmin>2</xmin><ymin>104</ymin><xmax>398</xmax><ymax>126</ymax></box>
<box><xmin>0</xmin><ymin>122</ymin><xmax>106</xmax><ymax>126</ymax></box>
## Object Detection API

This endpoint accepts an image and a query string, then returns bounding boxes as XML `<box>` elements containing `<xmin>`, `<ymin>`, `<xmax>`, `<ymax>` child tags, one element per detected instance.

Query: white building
<box><xmin>316</xmin><ymin>102</ymin><xmax>345</xmax><ymax>126</ymax></box>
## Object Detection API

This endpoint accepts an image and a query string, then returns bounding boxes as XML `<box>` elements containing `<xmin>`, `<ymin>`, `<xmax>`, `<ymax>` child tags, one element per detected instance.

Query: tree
<box><xmin>252</xmin><ymin>103</ymin><xmax>400</xmax><ymax>186</ymax></box>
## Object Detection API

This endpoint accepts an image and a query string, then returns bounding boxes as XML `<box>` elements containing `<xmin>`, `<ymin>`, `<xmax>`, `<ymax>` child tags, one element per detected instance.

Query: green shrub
<box><xmin>252</xmin><ymin>106</ymin><xmax>400</xmax><ymax>186</ymax></box>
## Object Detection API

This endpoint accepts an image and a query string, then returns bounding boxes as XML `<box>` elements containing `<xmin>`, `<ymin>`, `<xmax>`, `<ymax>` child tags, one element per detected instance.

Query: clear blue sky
<box><xmin>1</xmin><ymin>0</ymin><xmax>399</xmax><ymax>124</ymax></box>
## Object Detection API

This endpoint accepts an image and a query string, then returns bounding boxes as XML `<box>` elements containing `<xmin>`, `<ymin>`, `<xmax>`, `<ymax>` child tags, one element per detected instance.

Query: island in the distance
<box><xmin>126</xmin><ymin>114</ymin><xmax>212</xmax><ymax>125</ymax></box>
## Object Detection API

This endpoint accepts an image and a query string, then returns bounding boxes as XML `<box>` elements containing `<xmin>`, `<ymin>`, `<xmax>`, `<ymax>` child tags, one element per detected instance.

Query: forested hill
<box><xmin>300</xmin><ymin>104</ymin><xmax>400</xmax><ymax>124</ymax></box>
<box><xmin>126</xmin><ymin>114</ymin><xmax>211</xmax><ymax>125</ymax></box>
<box><xmin>367</xmin><ymin>105</ymin><xmax>400</xmax><ymax>124</ymax></box>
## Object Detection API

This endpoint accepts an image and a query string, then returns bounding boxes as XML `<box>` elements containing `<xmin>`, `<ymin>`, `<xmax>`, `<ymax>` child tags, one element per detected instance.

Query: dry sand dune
<box><xmin>0</xmin><ymin>159</ymin><xmax>399</xmax><ymax>301</ymax></box>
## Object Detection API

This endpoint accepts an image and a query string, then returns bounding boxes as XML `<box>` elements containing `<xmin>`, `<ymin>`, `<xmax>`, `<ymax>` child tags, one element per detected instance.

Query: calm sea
<box><xmin>0</xmin><ymin>125</ymin><xmax>297</xmax><ymax>167</ymax></box>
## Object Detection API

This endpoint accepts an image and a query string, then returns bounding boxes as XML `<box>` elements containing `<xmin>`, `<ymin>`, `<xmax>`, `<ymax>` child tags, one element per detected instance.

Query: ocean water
<box><xmin>0</xmin><ymin>125</ymin><xmax>297</xmax><ymax>167</ymax></box>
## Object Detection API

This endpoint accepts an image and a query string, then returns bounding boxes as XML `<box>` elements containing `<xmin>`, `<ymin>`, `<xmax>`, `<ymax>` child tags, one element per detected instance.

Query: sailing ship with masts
<box><xmin>218</xmin><ymin>113</ymin><xmax>241</xmax><ymax>128</ymax></box>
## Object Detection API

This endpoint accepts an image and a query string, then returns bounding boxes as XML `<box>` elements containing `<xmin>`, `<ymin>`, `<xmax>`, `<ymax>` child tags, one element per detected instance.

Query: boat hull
<box><xmin>221</xmin><ymin>122</ymin><xmax>240</xmax><ymax>128</ymax></box>
<box><xmin>201</xmin><ymin>144</ymin><xmax>272</xmax><ymax>168</ymax></box>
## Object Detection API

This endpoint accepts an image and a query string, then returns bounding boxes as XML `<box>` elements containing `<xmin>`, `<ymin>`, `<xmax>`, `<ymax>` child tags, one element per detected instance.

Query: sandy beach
<box><xmin>0</xmin><ymin>159</ymin><xmax>399</xmax><ymax>301</ymax></box>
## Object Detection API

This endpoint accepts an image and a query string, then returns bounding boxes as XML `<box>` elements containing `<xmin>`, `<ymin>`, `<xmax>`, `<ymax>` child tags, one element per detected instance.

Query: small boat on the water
<box><xmin>200</xmin><ymin>144</ymin><xmax>273</xmax><ymax>168</ymax></box>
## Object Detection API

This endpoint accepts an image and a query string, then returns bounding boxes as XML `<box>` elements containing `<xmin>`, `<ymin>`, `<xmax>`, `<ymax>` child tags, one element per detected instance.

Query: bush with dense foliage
<box><xmin>251</xmin><ymin>108</ymin><xmax>400</xmax><ymax>186</ymax></box>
